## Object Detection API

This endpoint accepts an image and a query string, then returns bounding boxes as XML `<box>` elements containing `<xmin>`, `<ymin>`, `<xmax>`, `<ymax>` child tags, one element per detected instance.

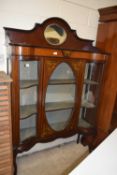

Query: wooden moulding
<box><xmin>4</xmin><ymin>17</ymin><xmax>108</xmax><ymax>56</ymax></box>
<box><xmin>10</xmin><ymin>46</ymin><xmax>107</xmax><ymax>62</ymax></box>
<box><xmin>99</xmin><ymin>6</ymin><xmax>117</xmax><ymax>22</ymax></box>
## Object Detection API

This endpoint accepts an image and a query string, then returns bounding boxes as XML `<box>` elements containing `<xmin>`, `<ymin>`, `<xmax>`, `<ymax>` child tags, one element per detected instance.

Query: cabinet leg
<box><xmin>77</xmin><ymin>128</ymin><xmax>96</xmax><ymax>151</ymax></box>
<box><xmin>13</xmin><ymin>151</ymin><xmax>17</xmax><ymax>175</ymax></box>
<box><xmin>77</xmin><ymin>134</ymin><xmax>81</xmax><ymax>143</ymax></box>
<box><xmin>91</xmin><ymin>129</ymin><xmax>109</xmax><ymax>149</ymax></box>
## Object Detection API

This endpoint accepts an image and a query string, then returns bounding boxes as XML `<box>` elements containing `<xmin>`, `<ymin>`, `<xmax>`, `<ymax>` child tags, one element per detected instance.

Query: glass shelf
<box><xmin>20</xmin><ymin>99</ymin><xmax>95</xmax><ymax>120</ymax></box>
<box><xmin>20</xmin><ymin>80</ymin><xmax>38</xmax><ymax>89</ymax></box>
<box><xmin>49</xmin><ymin>79</ymin><xmax>76</xmax><ymax>85</ymax></box>
<box><xmin>20</xmin><ymin>101</ymin><xmax>74</xmax><ymax>119</ymax></box>
<box><xmin>20</xmin><ymin>105</ymin><xmax>37</xmax><ymax>119</ymax></box>
<box><xmin>81</xmin><ymin>100</ymin><xmax>96</xmax><ymax>108</ymax></box>
<box><xmin>20</xmin><ymin>79</ymin><xmax>98</xmax><ymax>89</ymax></box>
<box><xmin>20</xmin><ymin>79</ymin><xmax>76</xmax><ymax>89</ymax></box>
<box><xmin>45</xmin><ymin>101</ymin><xmax>74</xmax><ymax>111</ymax></box>
<box><xmin>84</xmin><ymin>79</ymin><xmax>99</xmax><ymax>85</ymax></box>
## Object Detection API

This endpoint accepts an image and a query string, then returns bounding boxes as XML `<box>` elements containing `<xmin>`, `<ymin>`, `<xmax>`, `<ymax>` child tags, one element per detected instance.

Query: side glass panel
<box><xmin>19</xmin><ymin>61</ymin><xmax>39</xmax><ymax>142</ymax></box>
<box><xmin>78</xmin><ymin>62</ymin><xmax>104</xmax><ymax>128</ymax></box>
<box><xmin>45</xmin><ymin>63</ymin><xmax>76</xmax><ymax>131</ymax></box>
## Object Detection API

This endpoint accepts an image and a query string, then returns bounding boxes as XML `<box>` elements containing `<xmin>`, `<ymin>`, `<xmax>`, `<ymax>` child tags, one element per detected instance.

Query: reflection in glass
<box><xmin>45</xmin><ymin>63</ymin><xmax>76</xmax><ymax>131</ymax></box>
<box><xmin>19</xmin><ymin>61</ymin><xmax>39</xmax><ymax>142</ymax></box>
<box><xmin>44</xmin><ymin>24</ymin><xmax>67</xmax><ymax>45</ymax></box>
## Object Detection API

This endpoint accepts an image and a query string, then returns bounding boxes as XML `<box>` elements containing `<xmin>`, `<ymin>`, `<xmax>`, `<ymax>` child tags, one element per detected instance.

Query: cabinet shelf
<box><xmin>20</xmin><ymin>79</ymin><xmax>98</xmax><ymax>89</ymax></box>
<box><xmin>20</xmin><ymin>105</ymin><xmax>37</xmax><ymax>119</ymax></box>
<box><xmin>81</xmin><ymin>100</ymin><xmax>96</xmax><ymax>108</ymax></box>
<box><xmin>84</xmin><ymin>79</ymin><xmax>98</xmax><ymax>85</ymax></box>
<box><xmin>49</xmin><ymin>79</ymin><xmax>76</xmax><ymax>85</ymax></box>
<box><xmin>20</xmin><ymin>101</ymin><xmax>74</xmax><ymax>119</ymax></box>
<box><xmin>45</xmin><ymin>101</ymin><xmax>74</xmax><ymax>111</ymax></box>
<box><xmin>20</xmin><ymin>79</ymin><xmax>76</xmax><ymax>89</ymax></box>
<box><xmin>20</xmin><ymin>80</ymin><xmax>38</xmax><ymax>89</ymax></box>
<box><xmin>20</xmin><ymin>100</ymin><xmax>94</xmax><ymax>119</ymax></box>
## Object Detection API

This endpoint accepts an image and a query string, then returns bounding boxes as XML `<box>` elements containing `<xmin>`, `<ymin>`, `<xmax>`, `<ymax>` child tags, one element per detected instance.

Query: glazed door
<box><xmin>78</xmin><ymin>62</ymin><xmax>105</xmax><ymax>129</ymax></box>
<box><xmin>40</xmin><ymin>58</ymin><xmax>85</xmax><ymax>139</ymax></box>
<box><xmin>19</xmin><ymin>59</ymin><xmax>42</xmax><ymax>143</ymax></box>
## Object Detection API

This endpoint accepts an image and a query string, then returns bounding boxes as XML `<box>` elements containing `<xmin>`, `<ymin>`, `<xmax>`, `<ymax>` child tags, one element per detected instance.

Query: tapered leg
<box><xmin>77</xmin><ymin>133</ymin><xmax>81</xmax><ymax>143</ymax></box>
<box><xmin>13</xmin><ymin>151</ymin><xmax>17</xmax><ymax>175</ymax></box>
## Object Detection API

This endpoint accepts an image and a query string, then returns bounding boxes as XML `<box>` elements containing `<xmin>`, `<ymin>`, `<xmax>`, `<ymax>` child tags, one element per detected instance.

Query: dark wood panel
<box><xmin>99</xmin><ymin>6</ymin><xmax>117</xmax><ymax>22</ymax></box>
<box><xmin>96</xmin><ymin>22</ymin><xmax>117</xmax><ymax>132</ymax></box>
<box><xmin>4</xmin><ymin>17</ymin><xmax>100</xmax><ymax>52</ymax></box>
<box><xmin>92</xmin><ymin>6</ymin><xmax>117</xmax><ymax>148</ymax></box>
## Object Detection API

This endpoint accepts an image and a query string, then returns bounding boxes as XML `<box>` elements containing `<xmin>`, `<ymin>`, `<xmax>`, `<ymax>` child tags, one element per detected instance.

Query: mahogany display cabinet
<box><xmin>4</xmin><ymin>17</ymin><xmax>108</xmax><ymax>174</ymax></box>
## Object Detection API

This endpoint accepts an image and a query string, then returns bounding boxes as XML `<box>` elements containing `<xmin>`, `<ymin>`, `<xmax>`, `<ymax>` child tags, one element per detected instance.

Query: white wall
<box><xmin>0</xmin><ymin>0</ymin><xmax>117</xmax><ymax>154</ymax></box>
<box><xmin>0</xmin><ymin>0</ymin><xmax>117</xmax><ymax>71</ymax></box>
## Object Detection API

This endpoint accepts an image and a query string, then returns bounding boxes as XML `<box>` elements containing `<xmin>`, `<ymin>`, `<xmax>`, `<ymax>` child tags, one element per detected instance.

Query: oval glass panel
<box><xmin>45</xmin><ymin>63</ymin><xmax>76</xmax><ymax>131</ymax></box>
<box><xmin>44</xmin><ymin>24</ymin><xmax>67</xmax><ymax>45</ymax></box>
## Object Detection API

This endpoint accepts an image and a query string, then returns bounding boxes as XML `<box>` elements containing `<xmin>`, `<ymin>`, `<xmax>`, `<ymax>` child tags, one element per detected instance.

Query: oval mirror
<box><xmin>44</xmin><ymin>24</ymin><xmax>67</xmax><ymax>45</ymax></box>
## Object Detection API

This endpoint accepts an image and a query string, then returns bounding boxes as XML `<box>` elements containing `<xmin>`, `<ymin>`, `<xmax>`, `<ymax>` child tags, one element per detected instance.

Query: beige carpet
<box><xmin>17</xmin><ymin>142</ymin><xmax>89</xmax><ymax>175</ymax></box>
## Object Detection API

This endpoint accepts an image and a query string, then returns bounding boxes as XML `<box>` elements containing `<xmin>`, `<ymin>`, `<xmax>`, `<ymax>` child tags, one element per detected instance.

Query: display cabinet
<box><xmin>4</xmin><ymin>17</ymin><xmax>108</xmax><ymax>174</ymax></box>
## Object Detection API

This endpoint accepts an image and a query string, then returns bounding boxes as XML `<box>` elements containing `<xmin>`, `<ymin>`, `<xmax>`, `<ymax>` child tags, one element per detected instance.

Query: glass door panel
<box><xmin>78</xmin><ymin>62</ymin><xmax>104</xmax><ymax>128</ymax></box>
<box><xmin>45</xmin><ymin>62</ymin><xmax>76</xmax><ymax>131</ymax></box>
<box><xmin>19</xmin><ymin>61</ymin><xmax>39</xmax><ymax>142</ymax></box>
<box><xmin>20</xmin><ymin>114</ymin><xmax>37</xmax><ymax>141</ymax></box>
<box><xmin>46</xmin><ymin>109</ymin><xmax>73</xmax><ymax>131</ymax></box>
